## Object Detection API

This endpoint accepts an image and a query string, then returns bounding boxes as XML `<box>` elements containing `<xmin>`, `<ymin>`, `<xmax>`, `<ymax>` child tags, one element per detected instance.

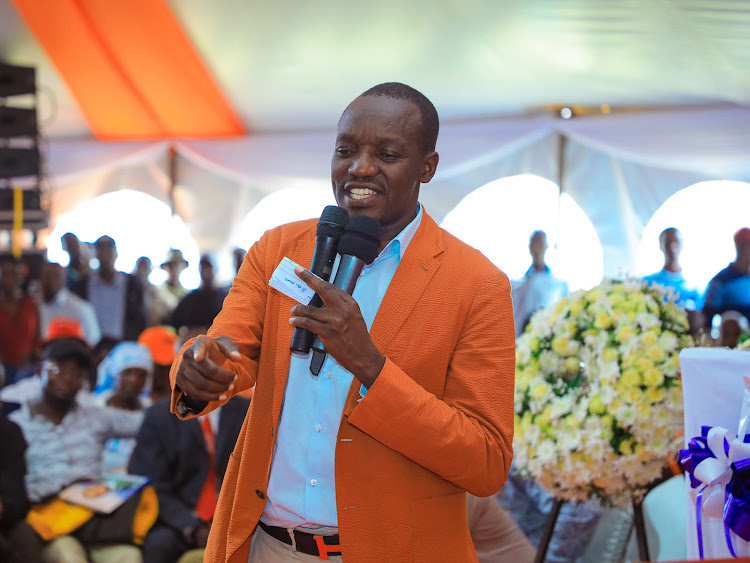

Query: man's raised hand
<box><xmin>175</xmin><ymin>335</ymin><xmax>241</xmax><ymax>402</ymax></box>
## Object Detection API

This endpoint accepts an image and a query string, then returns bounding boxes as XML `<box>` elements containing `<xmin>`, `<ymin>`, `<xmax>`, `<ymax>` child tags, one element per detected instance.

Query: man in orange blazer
<box><xmin>170</xmin><ymin>83</ymin><xmax>516</xmax><ymax>562</ymax></box>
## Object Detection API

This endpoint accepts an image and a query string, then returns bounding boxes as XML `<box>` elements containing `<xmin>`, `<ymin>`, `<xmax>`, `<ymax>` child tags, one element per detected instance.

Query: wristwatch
<box><xmin>175</xmin><ymin>392</ymin><xmax>209</xmax><ymax>417</ymax></box>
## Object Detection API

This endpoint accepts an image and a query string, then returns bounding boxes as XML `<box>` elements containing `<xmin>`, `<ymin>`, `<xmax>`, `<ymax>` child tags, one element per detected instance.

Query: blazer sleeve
<box><xmin>128</xmin><ymin>408</ymin><xmax>202</xmax><ymax>534</ymax></box>
<box><xmin>347</xmin><ymin>269</ymin><xmax>516</xmax><ymax>497</ymax></box>
<box><xmin>170</xmin><ymin>231</ymin><xmax>270</xmax><ymax>419</ymax></box>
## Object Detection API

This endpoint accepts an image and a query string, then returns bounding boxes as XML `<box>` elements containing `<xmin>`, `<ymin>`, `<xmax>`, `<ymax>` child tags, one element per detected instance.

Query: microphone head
<box><xmin>317</xmin><ymin>206</ymin><xmax>349</xmax><ymax>238</ymax></box>
<box><xmin>338</xmin><ymin>216</ymin><xmax>382</xmax><ymax>265</ymax></box>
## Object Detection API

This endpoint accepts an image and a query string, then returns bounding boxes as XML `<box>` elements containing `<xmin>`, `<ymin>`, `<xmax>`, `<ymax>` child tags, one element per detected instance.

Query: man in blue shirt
<box><xmin>643</xmin><ymin>228</ymin><xmax>700</xmax><ymax>309</ymax></box>
<box><xmin>703</xmin><ymin>227</ymin><xmax>750</xmax><ymax>323</ymax></box>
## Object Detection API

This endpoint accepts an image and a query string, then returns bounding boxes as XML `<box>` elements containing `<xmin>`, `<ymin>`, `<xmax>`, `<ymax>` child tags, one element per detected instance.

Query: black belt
<box><xmin>259</xmin><ymin>521</ymin><xmax>342</xmax><ymax>559</ymax></box>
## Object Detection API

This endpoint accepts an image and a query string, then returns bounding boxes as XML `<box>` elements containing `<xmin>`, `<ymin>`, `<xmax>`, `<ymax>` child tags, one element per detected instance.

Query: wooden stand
<box><xmin>534</xmin><ymin>498</ymin><xmax>565</xmax><ymax>563</ymax></box>
<box><xmin>631</xmin><ymin>497</ymin><xmax>650</xmax><ymax>561</ymax></box>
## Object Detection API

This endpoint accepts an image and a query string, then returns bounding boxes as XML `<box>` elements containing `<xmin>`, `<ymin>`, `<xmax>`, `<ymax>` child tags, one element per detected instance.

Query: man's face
<box><xmin>661</xmin><ymin>230</ymin><xmax>682</xmax><ymax>261</ymax></box>
<box><xmin>135</xmin><ymin>258</ymin><xmax>151</xmax><ymax>282</ymax></box>
<box><xmin>0</xmin><ymin>261</ymin><xmax>21</xmax><ymax>294</ymax></box>
<box><xmin>41</xmin><ymin>263</ymin><xmax>66</xmax><ymax>300</ymax></box>
<box><xmin>96</xmin><ymin>244</ymin><xmax>117</xmax><ymax>270</ymax></box>
<box><xmin>529</xmin><ymin>233</ymin><xmax>548</xmax><ymax>262</ymax></box>
<box><xmin>118</xmin><ymin>367</ymin><xmax>148</xmax><ymax>400</ymax></box>
<box><xmin>331</xmin><ymin>96</ymin><xmax>438</xmax><ymax>244</ymax></box>
<box><xmin>62</xmin><ymin>234</ymin><xmax>80</xmax><ymax>257</ymax></box>
<box><xmin>43</xmin><ymin>358</ymin><xmax>86</xmax><ymax>401</ymax></box>
<box><xmin>200</xmin><ymin>262</ymin><xmax>214</xmax><ymax>286</ymax></box>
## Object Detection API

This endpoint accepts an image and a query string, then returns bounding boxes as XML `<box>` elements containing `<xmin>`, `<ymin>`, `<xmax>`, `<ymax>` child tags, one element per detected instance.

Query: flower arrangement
<box><xmin>513</xmin><ymin>279</ymin><xmax>693</xmax><ymax>505</ymax></box>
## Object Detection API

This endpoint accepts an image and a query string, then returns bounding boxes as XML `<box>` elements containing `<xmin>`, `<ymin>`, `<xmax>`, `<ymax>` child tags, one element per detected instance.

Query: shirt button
<box><xmin>310</xmin><ymin>479</ymin><xmax>318</xmax><ymax>486</ymax></box>
<box><xmin>326</xmin><ymin>371</ymin><xmax>332</xmax><ymax>378</ymax></box>
<box><xmin>315</xmin><ymin>424</ymin><xmax>322</xmax><ymax>432</ymax></box>
<box><xmin>255</xmin><ymin>489</ymin><xmax>266</xmax><ymax>499</ymax></box>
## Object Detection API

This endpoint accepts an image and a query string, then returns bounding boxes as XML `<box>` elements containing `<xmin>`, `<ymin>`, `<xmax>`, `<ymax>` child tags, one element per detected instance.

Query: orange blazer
<box><xmin>170</xmin><ymin>211</ymin><xmax>516</xmax><ymax>562</ymax></box>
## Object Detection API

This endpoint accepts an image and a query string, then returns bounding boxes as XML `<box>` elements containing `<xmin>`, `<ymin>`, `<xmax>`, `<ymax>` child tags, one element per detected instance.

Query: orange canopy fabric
<box><xmin>11</xmin><ymin>0</ymin><xmax>245</xmax><ymax>140</ymax></box>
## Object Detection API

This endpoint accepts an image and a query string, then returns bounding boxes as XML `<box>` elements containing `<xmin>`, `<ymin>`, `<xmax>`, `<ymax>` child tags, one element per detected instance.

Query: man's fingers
<box><xmin>215</xmin><ymin>335</ymin><xmax>242</xmax><ymax>361</ymax></box>
<box><xmin>289</xmin><ymin>315</ymin><xmax>328</xmax><ymax>337</ymax></box>
<box><xmin>191</xmin><ymin>336</ymin><xmax>210</xmax><ymax>363</ymax></box>
<box><xmin>295</xmin><ymin>266</ymin><xmax>338</xmax><ymax>305</ymax></box>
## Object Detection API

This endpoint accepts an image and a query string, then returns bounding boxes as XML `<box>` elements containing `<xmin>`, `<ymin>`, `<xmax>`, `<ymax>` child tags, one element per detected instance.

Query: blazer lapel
<box><xmin>368</xmin><ymin>211</ymin><xmax>444</xmax><ymax>352</ymax></box>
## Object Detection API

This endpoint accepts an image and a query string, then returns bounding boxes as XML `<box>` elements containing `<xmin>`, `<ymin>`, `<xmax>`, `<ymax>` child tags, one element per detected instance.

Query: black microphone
<box><xmin>290</xmin><ymin>205</ymin><xmax>349</xmax><ymax>354</ymax></box>
<box><xmin>309</xmin><ymin>215</ymin><xmax>382</xmax><ymax>375</ymax></box>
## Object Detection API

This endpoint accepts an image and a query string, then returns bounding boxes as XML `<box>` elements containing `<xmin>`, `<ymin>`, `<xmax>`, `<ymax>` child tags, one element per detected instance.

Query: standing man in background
<box><xmin>643</xmin><ymin>227</ymin><xmax>699</xmax><ymax>309</ymax></box>
<box><xmin>511</xmin><ymin>230</ymin><xmax>568</xmax><ymax>337</ymax></box>
<box><xmin>71</xmin><ymin>236</ymin><xmax>145</xmax><ymax>341</ymax></box>
<box><xmin>169</xmin><ymin>82</ymin><xmax>515</xmax><ymax>562</ymax></box>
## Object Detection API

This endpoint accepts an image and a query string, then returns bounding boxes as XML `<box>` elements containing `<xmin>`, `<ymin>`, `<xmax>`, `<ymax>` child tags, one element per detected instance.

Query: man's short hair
<box><xmin>95</xmin><ymin>235</ymin><xmax>116</xmax><ymax>249</ymax></box>
<box><xmin>359</xmin><ymin>82</ymin><xmax>439</xmax><ymax>154</ymax></box>
<box><xmin>659</xmin><ymin>227</ymin><xmax>679</xmax><ymax>243</ymax></box>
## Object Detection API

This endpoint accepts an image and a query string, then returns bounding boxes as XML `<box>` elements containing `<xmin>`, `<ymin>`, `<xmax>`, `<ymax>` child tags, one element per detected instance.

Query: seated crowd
<box><xmin>0</xmin><ymin>225</ymin><xmax>748</xmax><ymax>563</ymax></box>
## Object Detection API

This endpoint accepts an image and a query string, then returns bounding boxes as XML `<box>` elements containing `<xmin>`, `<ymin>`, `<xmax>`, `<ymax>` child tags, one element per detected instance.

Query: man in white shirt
<box><xmin>39</xmin><ymin>262</ymin><xmax>101</xmax><ymax>346</ymax></box>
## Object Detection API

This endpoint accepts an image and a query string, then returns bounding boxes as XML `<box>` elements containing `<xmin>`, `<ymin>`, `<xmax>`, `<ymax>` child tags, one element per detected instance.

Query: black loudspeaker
<box><xmin>0</xmin><ymin>188</ymin><xmax>45</xmax><ymax>230</ymax></box>
<box><xmin>0</xmin><ymin>107</ymin><xmax>37</xmax><ymax>137</ymax></box>
<box><xmin>0</xmin><ymin>147</ymin><xmax>41</xmax><ymax>179</ymax></box>
<box><xmin>0</xmin><ymin>63</ymin><xmax>36</xmax><ymax>97</ymax></box>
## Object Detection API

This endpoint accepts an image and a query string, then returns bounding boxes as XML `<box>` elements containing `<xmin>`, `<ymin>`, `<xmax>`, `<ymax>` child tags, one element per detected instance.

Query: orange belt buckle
<box><xmin>313</xmin><ymin>535</ymin><xmax>341</xmax><ymax>560</ymax></box>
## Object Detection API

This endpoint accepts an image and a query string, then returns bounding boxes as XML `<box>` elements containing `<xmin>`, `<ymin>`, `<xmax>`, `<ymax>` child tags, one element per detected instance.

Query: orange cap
<box><xmin>46</xmin><ymin>317</ymin><xmax>85</xmax><ymax>342</ymax></box>
<box><xmin>138</xmin><ymin>326</ymin><xmax>178</xmax><ymax>366</ymax></box>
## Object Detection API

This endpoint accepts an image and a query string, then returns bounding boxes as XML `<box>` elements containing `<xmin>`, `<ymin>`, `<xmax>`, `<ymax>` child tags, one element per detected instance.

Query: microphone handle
<box><xmin>290</xmin><ymin>235</ymin><xmax>339</xmax><ymax>353</ymax></box>
<box><xmin>309</xmin><ymin>254</ymin><xmax>366</xmax><ymax>375</ymax></box>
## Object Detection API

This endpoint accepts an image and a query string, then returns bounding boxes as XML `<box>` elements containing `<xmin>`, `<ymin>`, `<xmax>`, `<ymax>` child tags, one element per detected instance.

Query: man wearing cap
<box><xmin>172</xmin><ymin>254</ymin><xmax>228</xmax><ymax>333</ymax></box>
<box><xmin>39</xmin><ymin>262</ymin><xmax>101</xmax><ymax>347</ymax></box>
<box><xmin>158</xmin><ymin>249</ymin><xmax>190</xmax><ymax>310</ymax></box>
<box><xmin>703</xmin><ymin>228</ymin><xmax>750</xmax><ymax>323</ymax></box>
<box><xmin>139</xmin><ymin>326</ymin><xmax>180</xmax><ymax>403</ymax></box>
<box><xmin>9</xmin><ymin>335</ymin><xmax>143</xmax><ymax>561</ymax></box>
<box><xmin>71</xmin><ymin>235</ymin><xmax>145</xmax><ymax>341</ymax></box>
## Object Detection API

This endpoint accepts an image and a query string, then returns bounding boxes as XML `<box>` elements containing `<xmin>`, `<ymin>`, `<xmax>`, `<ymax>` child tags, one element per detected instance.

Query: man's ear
<box><xmin>420</xmin><ymin>151</ymin><xmax>439</xmax><ymax>183</ymax></box>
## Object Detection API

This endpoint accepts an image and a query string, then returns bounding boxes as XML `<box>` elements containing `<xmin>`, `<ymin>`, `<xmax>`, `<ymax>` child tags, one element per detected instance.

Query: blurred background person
<box><xmin>0</xmin><ymin>412</ymin><xmax>44</xmax><ymax>563</ymax></box>
<box><xmin>171</xmin><ymin>254</ymin><xmax>227</xmax><ymax>333</ymax></box>
<box><xmin>9</xmin><ymin>335</ymin><xmax>142</xmax><ymax>562</ymax></box>
<box><xmin>157</xmin><ymin>249</ymin><xmax>189</xmax><ymax>316</ymax></box>
<box><xmin>61</xmin><ymin>233</ymin><xmax>89</xmax><ymax>289</ymax></box>
<box><xmin>39</xmin><ymin>261</ymin><xmax>100</xmax><ymax>347</ymax></box>
<box><xmin>95</xmin><ymin>342</ymin><xmax>152</xmax><ymax>411</ymax></box>
<box><xmin>71</xmin><ymin>235</ymin><xmax>145</xmax><ymax>341</ymax></box>
<box><xmin>703</xmin><ymin>227</ymin><xmax>750</xmax><ymax>325</ymax></box>
<box><xmin>0</xmin><ymin>255</ymin><xmax>39</xmax><ymax>385</ymax></box>
<box><xmin>511</xmin><ymin>230</ymin><xmax>569</xmax><ymax>337</ymax></box>
<box><xmin>133</xmin><ymin>256</ymin><xmax>171</xmax><ymax>327</ymax></box>
<box><xmin>138</xmin><ymin>326</ymin><xmax>179</xmax><ymax>403</ymax></box>
<box><xmin>717</xmin><ymin>311</ymin><xmax>750</xmax><ymax>349</ymax></box>
<box><xmin>643</xmin><ymin>227</ymin><xmax>700</xmax><ymax>309</ymax></box>
<box><xmin>129</xmin><ymin>394</ymin><xmax>251</xmax><ymax>563</ymax></box>
<box><xmin>232</xmin><ymin>247</ymin><xmax>246</xmax><ymax>277</ymax></box>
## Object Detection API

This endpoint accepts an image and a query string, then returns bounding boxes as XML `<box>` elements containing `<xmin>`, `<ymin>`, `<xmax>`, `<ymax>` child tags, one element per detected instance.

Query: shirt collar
<box><xmin>376</xmin><ymin>203</ymin><xmax>423</xmax><ymax>262</ymax></box>
<box><xmin>525</xmin><ymin>264</ymin><xmax>551</xmax><ymax>276</ymax></box>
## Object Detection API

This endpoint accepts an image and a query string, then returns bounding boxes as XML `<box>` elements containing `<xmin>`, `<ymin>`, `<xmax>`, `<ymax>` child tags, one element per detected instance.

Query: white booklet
<box><xmin>59</xmin><ymin>473</ymin><xmax>150</xmax><ymax>514</ymax></box>
<box><xmin>268</xmin><ymin>257</ymin><xmax>322</xmax><ymax>305</ymax></box>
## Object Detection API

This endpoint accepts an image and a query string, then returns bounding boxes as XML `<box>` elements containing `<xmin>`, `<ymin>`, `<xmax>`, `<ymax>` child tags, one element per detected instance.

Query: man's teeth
<box><xmin>349</xmin><ymin>188</ymin><xmax>376</xmax><ymax>200</ymax></box>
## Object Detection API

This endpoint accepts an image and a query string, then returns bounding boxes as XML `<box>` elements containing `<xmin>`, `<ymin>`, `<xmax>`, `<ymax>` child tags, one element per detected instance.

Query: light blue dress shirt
<box><xmin>643</xmin><ymin>269</ymin><xmax>700</xmax><ymax>309</ymax></box>
<box><xmin>261</xmin><ymin>204</ymin><xmax>423</xmax><ymax>530</ymax></box>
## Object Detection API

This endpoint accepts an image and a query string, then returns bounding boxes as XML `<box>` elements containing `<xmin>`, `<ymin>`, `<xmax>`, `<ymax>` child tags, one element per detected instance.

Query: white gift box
<box><xmin>681</xmin><ymin>347</ymin><xmax>750</xmax><ymax>559</ymax></box>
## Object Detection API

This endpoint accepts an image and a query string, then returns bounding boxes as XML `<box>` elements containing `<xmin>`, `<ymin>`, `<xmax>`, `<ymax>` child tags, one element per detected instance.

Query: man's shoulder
<box><xmin>260</xmin><ymin>218</ymin><xmax>318</xmax><ymax>248</ymax></box>
<box><xmin>709</xmin><ymin>265</ymin><xmax>743</xmax><ymax>285</ymax></box>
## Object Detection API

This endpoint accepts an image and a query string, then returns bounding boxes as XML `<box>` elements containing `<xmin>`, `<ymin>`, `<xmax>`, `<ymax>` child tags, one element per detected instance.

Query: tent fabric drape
<box><xmin>37</xmin><ymin>105</ymin><xmax>750</xmax><ymax>278</ymax></box>
<box><xmin>11</xmin><ymin>0</ymin><xmax>244</xmax><ymax>139</ymax></box>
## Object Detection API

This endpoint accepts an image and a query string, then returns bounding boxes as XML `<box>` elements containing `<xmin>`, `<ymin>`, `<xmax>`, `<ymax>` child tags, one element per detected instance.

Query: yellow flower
<box><xmin>637</xmin><ymin>403</ymin><xmax>651</xmax><ymax>419</ymax></box>
<box><xmin>530</xmin><ymin>338</ymin><xmax>540</xmax><ymax>353</ymax></box>
<box><xmin>564</xmin><ymin>357</ymin><xmax>580</xmax><ymax>373</ymax></box>
<box><xmin>594</xmin><ymin>312</ymin><xmax>612</xmax><ymax>330</ymax></box>
<box><xmin>616</xmin><ymin>325</ymin><xmax>636</xmax><ymax>343</ymax></box>
<box><xmin>619</xmin><ymin>440</ymin><xmax>634</xmax><ymax>455</ymax></box>
<box><xmin>589</xmin><ymin>395</ymin><xmax>606</xmax><ymax>414</ymax></box>
<box><xmin>601</xmin><ymin>414</ymin><xmax>614</xmax><ymax>428</ymax></box>
<box><xmin>641</xmin><ymin>331</ymin><xmax>658</xmax><ymax>346</ymax></box>
<box><xmin>569</xmin><ymin>300</ymin><xmax>584</xmax><ymax>316</ymax></box>
<box><xmin>635</xmin><ymin>357</ymin><xmax>654</xmax><ymax>372</ymax></box>
<box><xmin>587</xmin><ymin>289</ymin><xmax>603</xmax><ymax>302</ymax></box>
<box><xmin>646</xmin><ymin>346</ymin><xmax>666</xmax><ymax>363</ymax></box>
<box><xmin>552</xmin><ymin>337</ymin><xmax>571</xmax><ymax>356</ymax></box>
<box><xmin>535</xmin><ymin>406</ymin><xmax>553</xmax><ymax>429</ymax></box>
<box><xmin>603</xmin><ymin>348</ymin><xmax>619</xmax><ymax>363</ymax></box>
<box><xmin>646</xmin><ymin>387</ymin><xmax>666</xmax><ymax>402</ymax></box>
<box><xmin>530</xmin><ymin>382</ymin><xmax>551</xmax><ymax>401</ymax></box>
<box><xmin>563</xmin><ymin>415</ymin><xmax>581</xmax><ymax>430</ymax></box>
<box><xmin>643</xmin><ymin>368</ymin><xmax>664</xmax><ymax>388</ymax></box>
<box><xmin>623</xmin><ymin>387</ymin><xmax>643</xmax><ymax>404</ymax></box>
<box><xmin>621</xmin><ymin>369</ymin><xmax>641</xmax><ymax>387</ymax></box>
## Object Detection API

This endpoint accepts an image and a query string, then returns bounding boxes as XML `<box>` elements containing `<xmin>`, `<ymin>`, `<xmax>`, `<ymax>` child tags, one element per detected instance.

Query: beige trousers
<box><xmin>248</xmin><ymin>526</ymin><xmax>343</xmax><ymax>562</ymax></box>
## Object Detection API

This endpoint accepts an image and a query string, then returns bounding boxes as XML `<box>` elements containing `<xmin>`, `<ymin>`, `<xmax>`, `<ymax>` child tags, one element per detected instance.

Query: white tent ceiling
<box><xmin>2</xmin><ymin>0</ymin><xmax>750</xmax><ymax>283</ymax></box>
<box><xmin>2</xmin><ymin>0</ymin><xmax>750</xmax><ymax>137</ymax></box>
